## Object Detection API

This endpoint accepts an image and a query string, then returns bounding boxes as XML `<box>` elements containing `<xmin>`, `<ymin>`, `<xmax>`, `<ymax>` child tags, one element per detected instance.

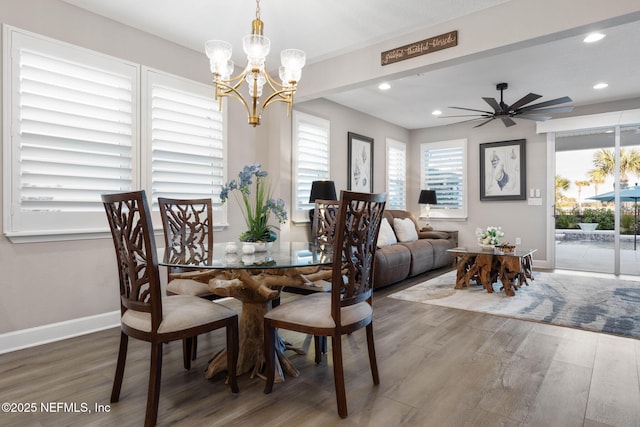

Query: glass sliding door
<box><xmin>555</xmin><ymin>125</ymin><xmax>640</xmax><ymax>275</ymax></box>
<box><xmin>620</xmin><ymin>125</ymin><xmax>640</xmax><ymax>275</ymax></box>
<box><xmin>555</xmin><ymin>128</ymin><xmax>615</xmax><ymax>273</ymax></box>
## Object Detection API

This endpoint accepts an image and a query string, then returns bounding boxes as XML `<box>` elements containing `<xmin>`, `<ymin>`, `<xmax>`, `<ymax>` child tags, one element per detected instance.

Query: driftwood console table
<box><xmin>447</xmin><ymin>247</ymin><xmax>536</xmax><ymax>296</ymax></box>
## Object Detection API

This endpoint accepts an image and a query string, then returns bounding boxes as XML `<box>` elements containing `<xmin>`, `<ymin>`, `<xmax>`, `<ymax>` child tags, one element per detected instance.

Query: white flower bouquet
<box><xmin>475</xmin><ymin>226</ymin><xmax>504</xmax><ymax>246</ymax></box>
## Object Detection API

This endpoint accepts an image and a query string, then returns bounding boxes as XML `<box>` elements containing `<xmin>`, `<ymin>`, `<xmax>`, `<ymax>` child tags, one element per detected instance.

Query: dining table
<box><xmin>159</xmin><ymin>241</ymin><xmax>334</xmax><ymax>383</ymax></box>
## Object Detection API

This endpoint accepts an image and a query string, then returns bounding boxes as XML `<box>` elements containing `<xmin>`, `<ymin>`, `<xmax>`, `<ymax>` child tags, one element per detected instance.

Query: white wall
<box><xmin>1</xmin><ymin>0</ymin><xmax>638</xmax><ymax>348</ymax></box>
<box><xmin>0</xmin><ymin>0</ymin><xmax>262</xmax><ymax>338</ymax></box>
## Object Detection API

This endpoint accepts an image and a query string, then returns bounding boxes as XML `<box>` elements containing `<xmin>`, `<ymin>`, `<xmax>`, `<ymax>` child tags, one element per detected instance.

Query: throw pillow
<box><xmin>393</xmin><ymin>217</ymin><xmax>418</xmax><ymax>242</ymax></box>
<box><xmin>377</xmin><ymin>218</ymin><xmax>397</xmax><ymax>247</ymax></box>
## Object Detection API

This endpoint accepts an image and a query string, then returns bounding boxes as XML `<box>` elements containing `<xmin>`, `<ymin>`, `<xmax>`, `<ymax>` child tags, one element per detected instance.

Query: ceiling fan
<box><xmin>441</xmin><ymin>82</ymin><xmax>573</xmax><ymax>128</ymax></box>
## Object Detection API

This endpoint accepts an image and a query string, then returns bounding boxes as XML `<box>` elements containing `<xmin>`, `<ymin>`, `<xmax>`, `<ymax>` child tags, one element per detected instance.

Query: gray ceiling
<box><xmin>62</xmin><ymin>0</ymin><xmax>640</xmax><ymax>129</ymax></box>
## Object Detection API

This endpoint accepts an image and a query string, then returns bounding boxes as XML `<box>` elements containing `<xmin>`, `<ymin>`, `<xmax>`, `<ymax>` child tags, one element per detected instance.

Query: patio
<box><xmin>555</xmin><ymin>229</ymin><xmax>640</xmax><ymax>275</ymax></box>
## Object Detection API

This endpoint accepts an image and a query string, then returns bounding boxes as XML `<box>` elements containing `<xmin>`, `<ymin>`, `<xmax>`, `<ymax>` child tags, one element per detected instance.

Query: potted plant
<box><xmin>220</xmin><ymin>163</ymin><xmax>287</xmax><ymax>249</ymax></box>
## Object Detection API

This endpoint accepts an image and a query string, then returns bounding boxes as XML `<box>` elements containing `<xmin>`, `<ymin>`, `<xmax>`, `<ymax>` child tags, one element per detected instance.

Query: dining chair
<box><xmin>102</xmin><ymin>190</ymin><xmax>239</xmax><ymax>427</ymax></box>
<box><xmin>158</xmin><ymin>197</ymin><xmax>217</xmax><ymax>300</ymax></box>
<box><xmin>158</xmin><ymin>197</ymin><xmax>219</xmax><ymax>361</ymax></box>
<box><xmin>311</xmin><ymin>199</ymin><xmax>340</xmax><ymax>246</ymax></box>
<box><xmin>264</xmin><ymin>190</ymin><xmax>386</xmax><ymax>418</ymax></box>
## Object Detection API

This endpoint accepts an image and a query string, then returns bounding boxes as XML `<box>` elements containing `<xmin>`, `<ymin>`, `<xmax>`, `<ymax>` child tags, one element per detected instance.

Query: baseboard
<box><xmin>0</xmin><ymin>311</ymin><xmax>120</xmax><ymax>354</ymax></box>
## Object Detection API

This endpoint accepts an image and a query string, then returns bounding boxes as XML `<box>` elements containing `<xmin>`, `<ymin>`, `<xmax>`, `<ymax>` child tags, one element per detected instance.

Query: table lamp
<box><xmin>308</xmin><ymin>180</ymin><xmax>337</xmax><ymax>223</ymax></box>
<box><xmin>418</xmin><ymin>189</ymin><xmax>437</xmax><ymax>222</ymax></box>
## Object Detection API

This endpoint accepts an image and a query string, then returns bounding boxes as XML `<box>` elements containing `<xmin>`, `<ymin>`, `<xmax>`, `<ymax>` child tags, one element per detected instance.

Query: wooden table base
<box><xmin>453</xmin><ymin>252</ymin><xmax>534</xmax><ymax>296</ymax></box>
<box><xmin>174</xmin><ymin>266</ymin><xmax>333</xmax><ymax>382</ymax></box>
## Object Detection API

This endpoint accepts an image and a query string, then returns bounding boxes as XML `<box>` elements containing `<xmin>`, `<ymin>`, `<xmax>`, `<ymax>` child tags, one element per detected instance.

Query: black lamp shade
<box><xmin>309</xmin><ymin>180</ymin><xmax>337</xmax><ymax>202</ymax></box>
<box><xmin>418</xmin><ymin>189</ymin><xmax>437</xmax><ymax>205</ymax></box>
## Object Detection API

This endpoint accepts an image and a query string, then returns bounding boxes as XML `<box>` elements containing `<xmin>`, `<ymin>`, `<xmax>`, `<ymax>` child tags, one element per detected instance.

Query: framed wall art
<box><xmin>480</xmin><ymin>139</ymin><xmax>526</xmax><ymax>201</ymax></box>
<box><xmin>347</xmin><ymin>132</ymin><xmax>373</xmax><ymax>192</ymax></box>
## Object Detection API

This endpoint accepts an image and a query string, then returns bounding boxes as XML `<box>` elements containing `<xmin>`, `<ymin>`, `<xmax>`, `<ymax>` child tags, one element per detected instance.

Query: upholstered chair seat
<box><xmin>122</xmin><ymin>295</ymin><xmax>236</xmax><ymax>334</ymax></box>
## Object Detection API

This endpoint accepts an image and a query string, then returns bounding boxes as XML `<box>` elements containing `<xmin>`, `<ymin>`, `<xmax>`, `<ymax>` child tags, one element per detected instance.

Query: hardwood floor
<box><xmin>1</xmin><ymin>268</ymin><xmax>639</xmax><ymax>427</ymax></box>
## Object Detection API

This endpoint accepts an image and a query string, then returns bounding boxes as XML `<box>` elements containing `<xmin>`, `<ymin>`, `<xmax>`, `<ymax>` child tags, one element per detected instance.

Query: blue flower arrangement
<box><xmin>220</xmin><ymin>163</ymin><xmax>287</xmax><ymax>242</ymax></box>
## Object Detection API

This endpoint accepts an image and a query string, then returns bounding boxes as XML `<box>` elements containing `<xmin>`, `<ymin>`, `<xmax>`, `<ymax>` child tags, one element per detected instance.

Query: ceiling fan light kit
<box><xmin>441</xmin><ymin>82</ymin><xmax>573</xmax><ymax>128</ymax></box>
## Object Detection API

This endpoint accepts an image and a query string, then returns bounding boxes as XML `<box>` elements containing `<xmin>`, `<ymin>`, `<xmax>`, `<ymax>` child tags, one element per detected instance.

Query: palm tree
<box><xmin>555</xmin><ymin>175</ymin><xmax>571</xmax><ymax>205</ymax></box>
<box><xmin>575</xmin><ymin>180</ymin><xmax>590</xmax><ymax>208</ymax></box>
<box><xmin>590</xmin><ymin>148</ymin><xmax>640</xmax><ymax>189</ymax></box>
<box><xmin>588</xmin><ymin>169</ymin><xmax>607</xmax><ymax>195</ymax></box>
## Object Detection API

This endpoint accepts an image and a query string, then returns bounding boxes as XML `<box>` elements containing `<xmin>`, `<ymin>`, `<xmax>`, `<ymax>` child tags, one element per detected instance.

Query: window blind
<box><xmin>148</xmin><ymin>78</ymin><xmax>225</xmax><ymax>208</ymax></box>
<box><xmin>386</xmin><ymin>139</ymin><xmax>406</xmax><ymax>209</ymax></box>
<box><xmin>292</xmin><ymin>111</ymin><xmax>330</xmax><ymax>221</ymax></box>
<box><xmin>421</xmin><ymin>139</ymin><xmax>467</xmax><ymax>219</ymax></box>
<box><xmin>5</xmin><ymin>28</ymin><xmax>138</xmax><ymax>237</ymax></box>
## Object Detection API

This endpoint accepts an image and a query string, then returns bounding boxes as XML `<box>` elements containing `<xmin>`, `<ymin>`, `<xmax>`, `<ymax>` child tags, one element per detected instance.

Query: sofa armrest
<box><xmin>419</xmin><ymin>230</ymin><xmax>459</xmax><ymax>247</ymax></box>
<box><xmin>418</xmin><ymin>230</ymin><xmax>450</xmax><ymax>239</ymax></box>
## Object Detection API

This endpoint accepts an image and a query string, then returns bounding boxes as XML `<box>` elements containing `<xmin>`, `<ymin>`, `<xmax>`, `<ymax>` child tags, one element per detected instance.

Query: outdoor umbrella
<box><xmin>587</xmin><ymin>185</ymin><xmax>640</xmax><ymax>250</ymax></box>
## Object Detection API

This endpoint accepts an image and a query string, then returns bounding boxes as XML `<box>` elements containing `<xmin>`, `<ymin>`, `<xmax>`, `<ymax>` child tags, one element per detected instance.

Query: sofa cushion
<box><xmin>399</xmin><ymin>239</ymin><xmax>435</xmax><ymax>276</ymax></box>
<box><xmin>393</xmin><ymin>217</ymin><xmax>418</xmax><ymax>242</ymax></box>
<box><xmin>377</xmin><ymin>217</ymin><xmax>397</xmax><ymax>247</ymax></box>
<box><xmin>430</xmin><ymin>238</ymin><xmax>456</xmax><ymax>268</ymax></box>
<box><xmin>373</xmin><ymin>244</ymin><xmax>411</xmax><ymax>288</ymax></box>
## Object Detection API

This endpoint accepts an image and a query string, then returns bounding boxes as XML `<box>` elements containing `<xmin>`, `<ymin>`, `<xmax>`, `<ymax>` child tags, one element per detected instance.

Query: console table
<box><xmin>447</xmin><ymin>247</ymin><xmax>536</xmax><ymax>296</ymax></box>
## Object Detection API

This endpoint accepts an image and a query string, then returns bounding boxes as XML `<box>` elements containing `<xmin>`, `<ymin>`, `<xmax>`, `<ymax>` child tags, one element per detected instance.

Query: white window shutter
<box><xmin>292</xmin><ymin>111</ymin><xmax>330</xmax><ymax>222</ymax></box>
<box><xmin>386</xmin><ymin>139</ymin><xmax>407</xmax><ymax>210</ymax></box>
<box><xmin>420</xmin><ymin>139</ymin><xmax>467</xmax><ymax>219</ymax></box>
<box><xmin>145</xmin><ymin>70</ymin><xmax>226</xmax><ymax>224</ymax></box>
<box><xmin>4</xmin><ymin>27</ymin><xmax>138</xmax><ymax>237</ymax></box>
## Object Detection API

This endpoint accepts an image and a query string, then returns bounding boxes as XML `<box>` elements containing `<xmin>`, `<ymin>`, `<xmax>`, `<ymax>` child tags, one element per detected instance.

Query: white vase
<box><xmin>242</xmin><ymin>241</ymin><xmax>273</xmax><ymax>252</ymax></box>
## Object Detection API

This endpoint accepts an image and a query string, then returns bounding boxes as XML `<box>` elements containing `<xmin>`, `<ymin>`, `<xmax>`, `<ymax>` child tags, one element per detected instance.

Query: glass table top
<box><xmin>159</xmin><ymin>241</ymin><xmax>334</xmax><ymax>270</ymax></box>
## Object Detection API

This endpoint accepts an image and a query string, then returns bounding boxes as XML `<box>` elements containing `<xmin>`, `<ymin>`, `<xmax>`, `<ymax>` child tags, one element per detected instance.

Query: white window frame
<box><xmin>3</xmin><ymin>25</ymin><xmax>228</xmax><ymax>242</ymax></box>
<box><xmin>291</xmin><ymin>111</ymin><xmax>330</xmax><ymax>223</ymax></box>
<box><xmin>420</xmin><ymin>139</ymin><xmax>468</xmax><ymax>219</ymax></box>
<box><xmin>141</xmin><ymin>68</ymin><xmax>227</xmax><ymax>228</ymax></box>
<box><xmin>386</xmin><ymin>138</ymin><xmax>406</xmax><ymax>210</ymax></box>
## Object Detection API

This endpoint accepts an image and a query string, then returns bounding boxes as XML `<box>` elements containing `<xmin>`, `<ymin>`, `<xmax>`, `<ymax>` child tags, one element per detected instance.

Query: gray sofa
<box><xmin>373</xmin><ymin>210</ymin><xmax>457</xmax><ymax>289</ymax></box>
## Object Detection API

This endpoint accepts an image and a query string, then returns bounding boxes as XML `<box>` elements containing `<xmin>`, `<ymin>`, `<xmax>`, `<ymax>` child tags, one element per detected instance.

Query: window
<box><xmin>386</xmin><ymin>138</ymin><xmax>406</xmax><ymax>209</ymax></box>
<box><xmin>3</xmin><ymin>26</ymin><xmax>227</xmax><ymax>241</ymax></box>
<box><xmin>420</xmin><ymin>139</ymin><xmax>467</xmax><ymax>219</ymax></box>
<box><xmin>143</xmin><ymin>70</ymin><xmax>226</xmax><ymax>225</ymax></box>
<box><xmin>292</xmin><ymin>111</ymin><xmax>330</xmax><ymax>222</ymax></box>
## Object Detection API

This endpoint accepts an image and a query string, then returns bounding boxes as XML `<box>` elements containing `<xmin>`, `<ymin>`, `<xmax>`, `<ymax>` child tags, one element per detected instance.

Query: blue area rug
<box><xmin>389</xmin><ymin>270</ymin><xmax>640</xmax><ymax>339</ymax></box>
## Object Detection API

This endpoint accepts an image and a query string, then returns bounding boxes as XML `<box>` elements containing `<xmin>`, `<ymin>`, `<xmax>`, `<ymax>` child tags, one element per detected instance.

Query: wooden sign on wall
<box><xmin>381</xmin><ymin>30</ymin><xmax>458</xmax><ymax>66</ymax></box>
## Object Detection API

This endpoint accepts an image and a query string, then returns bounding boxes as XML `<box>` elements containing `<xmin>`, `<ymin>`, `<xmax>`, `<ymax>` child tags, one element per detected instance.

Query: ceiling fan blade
<box><xmin>448</xmin><ymin>106</ymin><xmax>494</xmax><ymax>114</ymax></box>
<box><xmin>501</xmin><ymin>117</ymin><xmax>517</xmax><ymax>127</ymax></box>
<box><xmin>482</xmin><ymin>97</ymin><xmax>502</xmax><ymax>113</ymax></box>
<box><xmin>507</xmin><ymin>93</ymin><xmax>542</xmax><ymax>111</ymax></box>
<box><xmin>439</xmin><ymin>114</ymin><xmax>492</xmax><ymax>118</ymax></box>
<box><xmin>449</xmin><ymin>117</ymin><xmax>492</xmax><ymax>125</ymax></box>
<box><xmin>519</xmin><ymin>96</ymin><xmax>572</xmax><ymax>111</ymax></box>
<box><xmin>473</xmin><ymin>117</ymin><xmax>496</xmax><ymax>128</ymax></box>
<box><xmin>515</xmin><ymin>115</ymin><xmax>552</xmax><ymax>121</ymax></box>
<box><xmin>517</xmin><ymin>105</ymin><xmax>574</xmax><ymax>115</ymax></box>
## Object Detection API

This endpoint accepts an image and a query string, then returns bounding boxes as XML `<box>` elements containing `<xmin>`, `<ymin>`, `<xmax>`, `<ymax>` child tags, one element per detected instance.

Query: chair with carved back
<box><xmin>264</xmin><ymin>190</ymin><xmax>386</xmax><ymax>418</ymax></box>
<box><xmin>311</xmin><ymin>199</ymin><xmax>340</xmax><ymax>246</ymax></box>
<box><xmin>102</xmin><ymin>190</ymin><xmax>238</xmax><ymax>427</ymax></box>
<box><xmin>158</xmin><ymin>197</ymin><xmax>217</xmax><ymax>300</ymax></box>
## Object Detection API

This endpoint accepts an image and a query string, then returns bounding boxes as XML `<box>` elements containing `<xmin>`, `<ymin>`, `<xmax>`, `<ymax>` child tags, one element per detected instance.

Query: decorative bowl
<box><xmin>497</xmin><ymin>243</ymin><xmax>516</xmax><ymax>253</ymax></box>
<box><xmin>478</xmin><ymin>243</ymin><xmax>495</xmax><ymax>251</ymax></box>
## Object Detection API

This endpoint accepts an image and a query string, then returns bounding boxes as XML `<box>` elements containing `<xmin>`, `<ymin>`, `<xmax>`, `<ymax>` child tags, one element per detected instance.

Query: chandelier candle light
<box><xmin>205</xmin><ymin>0</ymin><xmax>306</xmax><ymax>126</ymax></box>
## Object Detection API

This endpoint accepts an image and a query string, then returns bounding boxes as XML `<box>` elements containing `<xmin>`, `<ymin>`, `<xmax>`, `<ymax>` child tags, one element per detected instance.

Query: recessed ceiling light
<box><xmin>593</xmin><ymin>82</ymin><xmax>609</xmax><ymax>89</ymax></box>
<box><xmin>584</xmin><ymin>32</ymin><xmax>605</xmax><ymax>43</ymax></box>
<box><xmin>378</xmin><ymin>82</ymin><xmax>391</xmax><ymax>90</ymax></box>
<box><xmin>432</xmin><ymin>110</ymin><xmax>442</xmax><ymax>116</ymax></box>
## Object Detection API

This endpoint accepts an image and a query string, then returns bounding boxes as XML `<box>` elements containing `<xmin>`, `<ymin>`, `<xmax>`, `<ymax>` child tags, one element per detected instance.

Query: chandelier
<box><xmin>205</xmin><ymin>0</ymin><xmax>306</xmax><ymax>127</ymax></box>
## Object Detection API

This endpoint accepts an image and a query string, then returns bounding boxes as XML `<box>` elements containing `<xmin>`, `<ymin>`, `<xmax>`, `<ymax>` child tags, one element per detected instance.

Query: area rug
<box><xmin>388</xmin><ymin>270</ymin><xmax>640</xmax><ymax>339</ymax></box>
